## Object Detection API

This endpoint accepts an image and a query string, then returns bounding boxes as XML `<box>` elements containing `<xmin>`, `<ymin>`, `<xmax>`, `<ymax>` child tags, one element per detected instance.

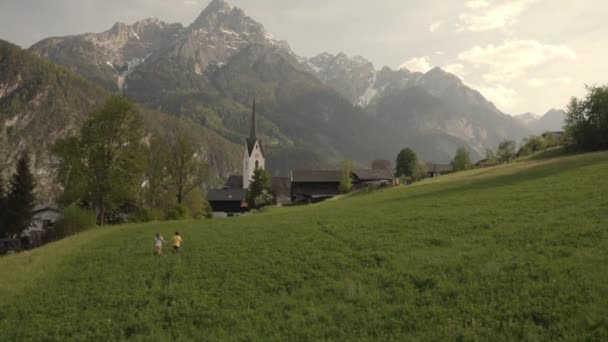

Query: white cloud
<box><xmin>459</xmin><ymin>0</ymin><xmax>537</xmax><ymax>32</ymax></box>
<box><xmin>528</xmin><ymin>78</ymin><xmax>545</xmax><ymax>88</ymax></box>
<box><xmin>429</xmin><ymin>21</ymin><xmax>442</xmax><ymax>33</ymax></box>
<box><xmin>465</xmin><ymin>0</ymin><xmax>490</xmax><ymax>10</ymax></box>
<box><xmin>183</xmin><ymin>0</ymin><xmax>198</xmax><ymax>6</ymax></box>
<box><xmin>443</xmin><ymin>63</ymin><xmax>467</xmax><ymax>79</ymax></box>
<box><xmin>554</xmin><ymin>77</ymin><xmax>572</xmax><ymax>85</ymax></box>
<box><xmin>458</xmin><ymin>40</ymin><xmax>576</xmax><ymax>83</ymax></box>
<box><xmin>400</xmin><ymin>56</ymin><xmax>432</xmax><ymax>73</ymax></box>
<box><xmin>475</xmin><ymin>85</ymin><xmax>519</xmax><ymax>109</ymax></box>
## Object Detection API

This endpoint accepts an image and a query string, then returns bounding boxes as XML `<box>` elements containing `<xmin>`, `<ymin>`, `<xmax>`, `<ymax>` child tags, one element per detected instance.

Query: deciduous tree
<box><xmin>565</xmin><ymin>85</ymin><xmax>608</xmax><ymax>150</ymax></box>
<box><xmin>395</xmin><ymin>148</ymin><xmax>418</xmax><ymax>179</ymax></box>
<box><xmin>497</xmin><ymin>140</ymin><xmax>517</xmax><ymax>164</ymax></box>
<box><xmin>339</xmin><ymin>159</ymin><xmax>353</xmax><ymax>193</ymax></box>
<box><xmin>452</xmin><ymin>147</ymin><xmax>472</xmax><ymax>171</ymax></box>
<box><xmin>52</xmin><ymin>96</ymin><xmax>146</xmax><ymax>225</ymax></box>
<box><xmin>247</xmin><ymin>168</ymin><xmax>273</xmax><ymax>209</ymax></box>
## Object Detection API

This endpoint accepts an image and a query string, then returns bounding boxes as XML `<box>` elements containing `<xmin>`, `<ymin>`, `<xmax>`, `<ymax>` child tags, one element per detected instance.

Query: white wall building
<box><xmin>242</xmin><ymin>99</ymin><xmax>265</xmax><ymax>189</ymax></box>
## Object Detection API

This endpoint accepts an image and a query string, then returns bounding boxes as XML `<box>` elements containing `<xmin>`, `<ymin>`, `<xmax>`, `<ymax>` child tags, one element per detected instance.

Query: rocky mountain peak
<box><xmin>189</xmin><ymin>0</ymin><xmax>264</xmax><ymax>37</ymax></box>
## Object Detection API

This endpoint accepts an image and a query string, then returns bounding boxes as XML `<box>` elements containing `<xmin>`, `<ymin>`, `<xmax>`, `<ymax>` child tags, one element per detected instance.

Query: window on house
<box><xmin>255</xmin><ymin>160</ymin><xmax>259</xmax><ymax>169</ymax></box>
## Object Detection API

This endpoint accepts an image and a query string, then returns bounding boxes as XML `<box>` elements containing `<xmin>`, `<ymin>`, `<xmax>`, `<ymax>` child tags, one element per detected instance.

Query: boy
<box><xmin>172</xmin><ymin>232</ymin><xmax>183</xmax><ymax>253</ymax></box>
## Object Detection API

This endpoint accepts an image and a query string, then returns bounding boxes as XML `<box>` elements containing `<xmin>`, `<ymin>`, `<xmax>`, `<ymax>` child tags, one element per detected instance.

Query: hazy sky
<box><xmin>1</xmin><ymin>0</ymin><xmax>607</xmax><ymax>115</ymax></box>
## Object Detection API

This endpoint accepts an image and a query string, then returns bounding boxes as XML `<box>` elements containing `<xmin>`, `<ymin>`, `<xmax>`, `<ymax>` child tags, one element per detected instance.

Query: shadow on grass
<box><xmin>381</xmin><ymin>152</ymin><xmax>606</xmax><ymax>205</ymax></box>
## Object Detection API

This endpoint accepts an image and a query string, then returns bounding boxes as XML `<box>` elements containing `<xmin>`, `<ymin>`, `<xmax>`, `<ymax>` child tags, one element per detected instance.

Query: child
<box><xmin>154</xmin><ymin>232</ymin><xmax>166</xmax><ymax>256</ymax></box>
<box><xmin>172</xmin><ymin>232</ymin><xmax>183</xmax><ymax>253</ymax></box>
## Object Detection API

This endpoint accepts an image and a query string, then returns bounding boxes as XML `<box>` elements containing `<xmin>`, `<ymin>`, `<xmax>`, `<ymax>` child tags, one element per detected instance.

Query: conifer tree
<box><xmin>247</xmin><ymin>168</ymin><xmax>273</xmax><ymax>209</ymax></box>
<box><xmin>5</xmin><ymin>153</ymin><xmax>36</xmax><ymax>237</ymax></box>
<box><xmin>0</xmin><ymin>174</ymin><xmax>7</xmax><ymax>237</ymax></box>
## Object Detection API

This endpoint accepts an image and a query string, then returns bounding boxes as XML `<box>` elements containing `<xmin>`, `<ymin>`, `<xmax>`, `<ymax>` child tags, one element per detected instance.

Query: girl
<box><xmin>154</xmin><ymin>232</ymin><xmax>166</xmax><ymax>256</ymax></box>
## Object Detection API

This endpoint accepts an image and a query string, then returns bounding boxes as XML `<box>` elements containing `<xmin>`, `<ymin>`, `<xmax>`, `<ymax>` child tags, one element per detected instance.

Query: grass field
<box><xmin>1</xmin><ymin>152</ymin><xmax>607</xmax><ymax>341</ymax></box>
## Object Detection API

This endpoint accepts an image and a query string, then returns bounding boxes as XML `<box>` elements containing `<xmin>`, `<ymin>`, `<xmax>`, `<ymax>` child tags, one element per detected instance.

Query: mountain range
<box><xmin>1</xmin><ymin>0</ymin><xmax>566</xmax><ymax>200</ymax></box>
<box><xmin>515</xmin><ymin>109</ymin><xmax>567</xmax><ymax>134</ymax></box>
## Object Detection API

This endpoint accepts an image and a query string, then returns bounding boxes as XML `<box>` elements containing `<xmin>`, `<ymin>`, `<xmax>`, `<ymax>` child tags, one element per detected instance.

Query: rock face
<box><xmin>25</xmin><ymin>0</ymin><xmax>536</xmax><ymax>176</ymax></box>
<box><xmin>0</xmin><ymin>40</ymin><xmax>242</xmax><ymax>201</ymax></box>
<box><xmin>306</xmin><ymin>53</ymin><xmax>529</xmax><ymax>158</ymax></box>
<box><xmin>516</xmin><ymin>109</ymin><xmax>567</xmax><ymax>134</ymax></box>
<box><xmin>30</xmin><ymin>18</ymin><xmax>183</xmax><ymax>92</ymax></box>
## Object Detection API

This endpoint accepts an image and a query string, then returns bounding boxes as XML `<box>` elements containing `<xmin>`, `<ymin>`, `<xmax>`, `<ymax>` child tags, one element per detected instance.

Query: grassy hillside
<box><xmin>1</xmin><ymin>152</ymin><xmax>607</xmax><ymax>341</ymax></box>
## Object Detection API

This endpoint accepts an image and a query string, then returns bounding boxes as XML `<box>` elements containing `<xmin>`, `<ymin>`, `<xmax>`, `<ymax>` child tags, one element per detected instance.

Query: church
<box><xmin>207</xmin><ymin>100</ymin><xmax>273</xmax><ymax>216</ymax></box>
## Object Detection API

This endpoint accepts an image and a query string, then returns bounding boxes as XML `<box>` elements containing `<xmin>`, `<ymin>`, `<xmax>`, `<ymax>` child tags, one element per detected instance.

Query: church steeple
<box><xmin>249</xmin><ymin>98</ymin><xmax>257</xmax><ymax>141</ymax></box>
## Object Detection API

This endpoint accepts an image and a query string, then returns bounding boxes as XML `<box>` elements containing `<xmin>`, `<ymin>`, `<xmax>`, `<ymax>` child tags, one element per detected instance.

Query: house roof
<box><xmin>271</xmin><ymin>177</ymin><xmax>291</xmax><ymax>198</ymax></box>
<box><xmin>207</xmin><ymin>189</ymin><xmax>247</xmax><ymax>202</ymax></box>
<box><xmin>225</xmin><ymin>175</ymin><xmax>243</xmax><ymax>189</ymax></box>
<box><xmin>291</xmin><ymin>170</ymin><xmax>342</xmax><ymax>183</ymax></box>
<box><xmin>353</xmin><ymin>169</ymin><xmax>395</xmax><ymax>181</ymax></box>
<box><xmin>427</xmin><ymin>163</ymin><xmax>453</xmax><ymax>173</ymax></box>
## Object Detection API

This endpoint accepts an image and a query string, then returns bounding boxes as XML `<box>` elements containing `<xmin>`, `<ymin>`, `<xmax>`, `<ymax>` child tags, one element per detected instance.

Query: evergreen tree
<box><xmin>452</xmin><ymin>147</ymin><xmax>473</xmax><ymax>171</ymax></box>
<box><xmin>4</xmin><ymin>153</ymin><xmax>36</xmax><ymax>237</ymax></box>
<box><xmin>247</xmin><ymin>168</ymin><xmax>273</xmax><ymax>209</ymax></box>
<box><xmin>0</xmin><ymin>175</ymin><xmax>7</xmax><ymax>237</ymax></box>
<box><xmin>395</xmin><ymin>148</ymin><xmax>418</xmax><ymax>180</ymax></box>
<box><xmin>339</xmin><ymin>159</ymin><xmax>353</xmax><ymax>194</ymax></box>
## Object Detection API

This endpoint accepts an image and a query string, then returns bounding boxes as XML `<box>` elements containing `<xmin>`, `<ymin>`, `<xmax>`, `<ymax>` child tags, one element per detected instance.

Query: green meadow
<box><xmin>1</xmin><ymin>152</ymin><xmax>607</xmax><ymax>341</ymax></box>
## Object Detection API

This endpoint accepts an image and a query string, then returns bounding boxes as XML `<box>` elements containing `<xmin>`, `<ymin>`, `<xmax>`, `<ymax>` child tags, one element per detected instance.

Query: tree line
<box><xmin>51</xmin><ymin>95</ymin><xmax>212</xmax><ymax>233</ymax></box>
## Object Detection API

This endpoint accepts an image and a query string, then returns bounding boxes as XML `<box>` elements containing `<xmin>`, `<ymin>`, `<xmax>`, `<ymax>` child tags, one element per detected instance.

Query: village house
<box><xmin>290</xmin><ymin>170</ymin><xmax>342</xmax><ymax>203</ymax></box>
<box><xmin>427</xmin><ymin>163</ymin><xmax>454</xmax><ymax>178</ymax></box>
<box><xmin>21</xmin><ymin>205</ymin><xmax>60</xmax><ymax>249</ymax></box>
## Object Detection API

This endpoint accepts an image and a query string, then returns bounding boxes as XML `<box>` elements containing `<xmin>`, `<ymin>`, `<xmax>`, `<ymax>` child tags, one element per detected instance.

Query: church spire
<box><xmin>249</xmin><ymin>97</ymin><xmax>257</xmax><ymax>141</ymax></box>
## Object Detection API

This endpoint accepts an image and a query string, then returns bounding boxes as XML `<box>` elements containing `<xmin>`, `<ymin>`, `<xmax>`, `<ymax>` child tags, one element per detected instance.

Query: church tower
<box><xmin>243</xmin><ymin>99</ymin><xmax>265</xmax><ymax>189</ymax></box>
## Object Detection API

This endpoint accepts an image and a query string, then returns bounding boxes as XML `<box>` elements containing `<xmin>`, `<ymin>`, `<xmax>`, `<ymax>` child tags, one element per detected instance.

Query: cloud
<box><xmin>429</xmin><ymin>21</ymin><xmax>442</xmax><ymax>33</ymax></box>
<box><xmin>400</xmin><ymin>56</ymin><xmax>432</xmax><ymax>72</ymax></box>
<box><xmin>475</xmin><ymin>85</ymin><xmax>519</xmax><ymax>109</ymax></box>
<box><xmin>527</xmin><ymin>78</ymin><xmax>545</xmax><ymax>88</ymax></box>
<box><xmin>183</xmin><ymin>0</ymin><xmax>198</xmax><ymax>6</ymax></box>
<box><xmin>554</xmin><ymin>77</ymin><xmax>572</xmax><ymax>85</ymax></box>
<box><xmin>458</xmin><ymin>40</ymin><xmax>576</xmax><ymax>83</ymax></box>
<box><xmin>443</xmin><ymin>63</ymin><xmax>467</xmax><ymax>79</ymax></box>
<box><xmin>465</xmin><ymin>0</ymin><xmax>490</xmax><ymax>9</ymax></box>
<box><xmin>459</xmin><ymin>0</ymin><xmax>537</xmax><ymax>32</ymax></box>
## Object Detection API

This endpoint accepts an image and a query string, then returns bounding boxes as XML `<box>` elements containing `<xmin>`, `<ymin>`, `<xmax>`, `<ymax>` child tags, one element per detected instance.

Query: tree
<box><xmin>372</xmin><ymin>159</ymin><xmax>391</xmax><ymax>171</ymax></box>
<box><xmin>339</xmin><ymin>159</ymin><xmax>353</xmax><ymax>193</ymax></box>
<box><xmin>247</xmin><ymin>168</ymin><xmax>273</xmax><ymax>209</ymax></box>
<box><xmin>565</xmin><ymin>85</ymin><xmax>608</xmax><ymax>150</ymax></box>
<box><xmin>395</xmin><ymin>148</ymin><xmax>418</xmax><ymax>180</ymax></box>
<box><xmin>52</xmin><ymin>96</ymin><xmax>146</xmax><ymax>225</ymax></box>
<box><xmin>413</xmin><ymin>161</ymin><xmax>429</xmax><ymax>182</ymax></box>
<box><xmin>497</xmin><ymin>140</ymin><xmax>517</xmax><ymax>163</ymax></box>
<box><xmin>518</xmin><ymin>135</ymin><xmax>547</xmax><ymax>157</ymax></box>
<box><xmin>162</xmin><ymin>120</ymin><xmax>208</xmax><ymax>205</ymax></box>
<box><xmin>4</xmin><ymin>153</ymin><xmax>36</xmax><ymax>237</ymax></box>
<box><xmin>0</xmin><ymin>174</ymin><xmax>7</xmax><ymax>237</ymax></box>
<box><xmin>452</xmin><ymin>147</ymin><xmax>472</xmax><ymax>171</ymax></box>
<box><xmin>484</xmin><ymin>148</ymin><xmax>498</xmax><ymax>166</ymax></box>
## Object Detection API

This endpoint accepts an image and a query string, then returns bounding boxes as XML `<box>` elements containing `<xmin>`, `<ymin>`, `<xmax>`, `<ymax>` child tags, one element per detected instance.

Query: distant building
<box><xmin>291</xmin><ymin>170</ymin><xmax>342</xmax><ymax>203</ymax></box>
<box><xmin>271</xmin><ymin>177</ymin><xmax>292</xmax><ymax>206</ymax></box>
<box><xmin>20</xmin><ymin>205</ymin><xmax>60</xmax><ymax>249</ymax></box>
<box><xmin>352</xmin><ymin>169</ymin><xmax>395</xmax><ymax>188</ymax></box>
<box><xmin>208</xmin><ymin>99</ymin><xmax>276</xmax><ymax>216</ymax></box>
<box><xmin>427</xmin><ymin>163</ymin><xmax>453</xmax><ymax>178</ymax></box>
<box><xmin>207</xmin><ymin>189</ymin><xmax>248</xmax><ymax>217</ymax></box>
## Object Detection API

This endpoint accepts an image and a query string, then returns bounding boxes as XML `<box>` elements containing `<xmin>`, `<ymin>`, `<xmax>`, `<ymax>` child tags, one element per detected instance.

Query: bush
<box><xmin>54</xmin><ymin>206</ymin><xmax>97</xmax><ymax>238</ymax></box>
<box><xmin>130</xmin><ymin>208</ymin><xmax>165</xmax><ymax>223</ymax></box>
<box><xmin>164</xmin><ymin>205</ymin><xmax>191</xmax><ymax>221</ymax></box>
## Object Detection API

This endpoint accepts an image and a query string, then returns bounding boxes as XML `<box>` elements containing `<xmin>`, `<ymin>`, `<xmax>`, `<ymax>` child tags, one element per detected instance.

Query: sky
<box><xmin>1</xmin><ymin>0</ymin><xmax>607</xmax><ymax>115</ymax></box>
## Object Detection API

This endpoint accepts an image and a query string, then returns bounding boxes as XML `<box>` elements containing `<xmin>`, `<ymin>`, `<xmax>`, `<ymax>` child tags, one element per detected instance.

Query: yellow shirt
<box><xmin>172</xmin><ymin>235</ymin><xmax>183</xmax><ymax>247</ymax></box>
